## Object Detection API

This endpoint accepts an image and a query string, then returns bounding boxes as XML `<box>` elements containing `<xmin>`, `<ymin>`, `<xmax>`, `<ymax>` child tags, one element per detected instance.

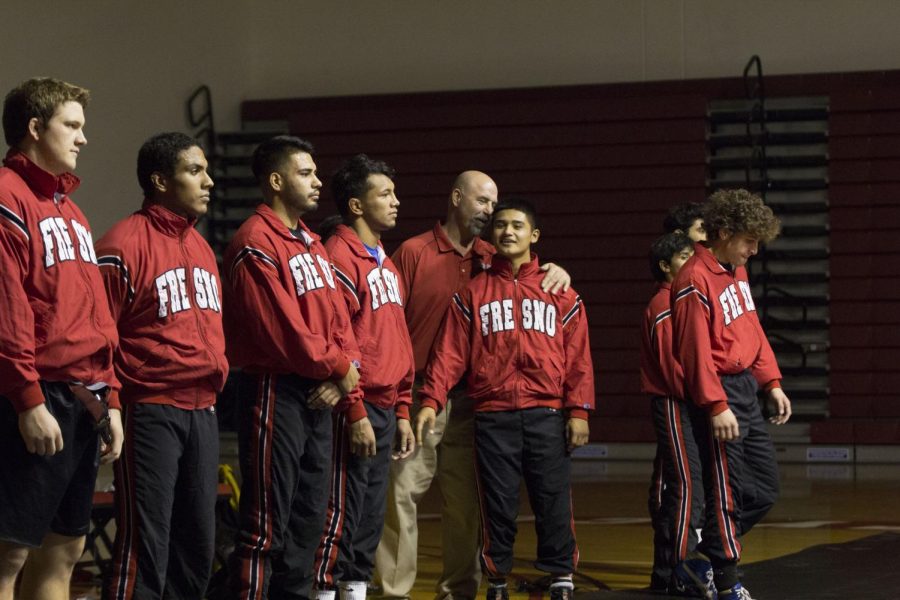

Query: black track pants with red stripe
<box><xmin>474</xmin><ymin>407</ymin><xmax>578</xmax><ymax>577</ymax></box>
<box><xmin>647</xmin><ymin>396</ymin><xmax>703</xmax><ymax>584</ymax></box>
<box><xmin>314</xmin><ymin>403</ymin><xmax>397</xmax><ymax>588</ymax></box>
<box><xmin>227</xmin><ymin>372</ymin><xmax>332</xmax><ymax>600</ymax></box>
<box><xmin>105</xmin><ymin>402</ymin><xmax>219</xmax><ymax>600</ymax></box>
<box><xmin>691</xmin><ymin>370</ymin><xmax>779</xmax><ymax>567</ymax></box>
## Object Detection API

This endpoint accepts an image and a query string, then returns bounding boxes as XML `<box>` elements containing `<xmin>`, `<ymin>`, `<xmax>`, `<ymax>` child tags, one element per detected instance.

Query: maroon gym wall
<box><xmin>241</xmin><ymin>69</ymin><xmax>900</xmax><ymax>444</ymax></box>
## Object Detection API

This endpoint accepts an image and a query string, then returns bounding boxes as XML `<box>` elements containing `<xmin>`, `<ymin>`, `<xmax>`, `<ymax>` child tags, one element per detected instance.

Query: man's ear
<box><xmin>659</xmin><ymin>259</ymin><xmax>672</xmax><ymax>275</ymax></box>
<box><xmin>719</xmin><ymin>228</ymin><xmax>732</xmax><ymax>241</ymax></box>
<box><xmin>26</xmin><ymin>117</ymin><xmax>42</xmax><ymax>142</ymax></box>
<box><xmin>268</xmin><ymin>171</ymin><xmax>283</xmax><ymax>193</ymax></box>
<box><xmin>450</xmin><ymin>188</ymin><xmax>462</xmax><ymax>208</ymax></box>
<box><xmin>530</xmin><ymin>227</ymin><xmax>541</xmax><ymax>244</ymax></box>
<box><xmin>348</xmin><ymin>197</ymin><xmax>364</xmax><ymax>217</ymax></box>
<box><xmin>150</xmin><ymin>172</ymin><xmax>167</xmax><ymax>194</ymax></box>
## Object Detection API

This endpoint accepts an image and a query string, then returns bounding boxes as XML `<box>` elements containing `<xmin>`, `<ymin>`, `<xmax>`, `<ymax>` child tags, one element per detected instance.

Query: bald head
<box><xmin>448</xmin><ymin>170</ymin><xmax>498</xmax><ymax>237</ymax></box>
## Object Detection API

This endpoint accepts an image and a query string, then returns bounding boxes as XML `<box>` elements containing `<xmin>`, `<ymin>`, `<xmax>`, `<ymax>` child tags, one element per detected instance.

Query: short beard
<box><xmin>468</xmin><ymin>219</ymin><xmax>487</xmax><ymax>237</ymax></box>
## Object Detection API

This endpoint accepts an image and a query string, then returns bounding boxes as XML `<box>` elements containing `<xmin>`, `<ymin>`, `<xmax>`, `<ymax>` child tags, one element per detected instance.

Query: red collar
<box><xmin>432</xmin><ymin>220</ymin><xmax>496</xmax><ymax>262</ymax></box>
<box><xmin>140</xmin><ymin>202</ymin><xmax>197</xmax><ymax>237</ymax></box>
<box><xmin>334</xmin><ymin>224</ymin><xmax>385</xmax><ymax>262</ymax></box>
<box><xmin>3</xmin><ymin>150</ymin><xmax>80</xmax><ymax>199</ymax></box>
<box><xmin>694</xmin><ymin>242</ymin><xmax>733</xmax><ymax>275</ymax></box>
<box><xmin>255</xmin><ymin>203</ymin><xmax>319</xmax><ymax>246</ymax></box>
<box><xmin>489</xmin><ymin>253</ymin><xmax>540</xmax><ymax>279</ymax></box>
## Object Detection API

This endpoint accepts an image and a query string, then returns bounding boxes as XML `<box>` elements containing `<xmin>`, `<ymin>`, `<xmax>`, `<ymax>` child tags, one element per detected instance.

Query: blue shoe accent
<box><xmin>671</xmin><ymin>552</ymin><xmax>717</xmax><ymax>599</ymax></box>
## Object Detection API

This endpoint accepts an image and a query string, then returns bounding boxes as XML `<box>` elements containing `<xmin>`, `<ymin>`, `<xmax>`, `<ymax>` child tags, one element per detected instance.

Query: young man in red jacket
<box><xmin>376</xmin><ymin>172</ymin><xmax>570</xmax><ymax>600</ymax></box>
<box><xmin>313</xmin><ymin>154</ymin><xmax>416</xmax><ymax>600</ymax></box>
<box><xmin>97</xmin><ymin>132</ymin><xmax>228</xmax><ymax>599</ymax></box>
<box><xmin>672</xmin><ymin>189</ymin><xmax>792</xmax><ymax>600</ymax></box>
<box><xmin>640</xmin><ymin>232</ymin><xmax>706</xmax><ymax>594</ymax></box>
<box><xmin>0</xmin><ymin>77</ymin><xmax>123</xmax><ymax>600</ymax></box>
<box><xmin>222</xmin><ymin>136</ymin><xmax>362</xmax><ymax>600</ymax></box>
<box><xmin>416</xmin><ymin>198</ymin><xmax>594</xmax><ymax>600</ymax></box>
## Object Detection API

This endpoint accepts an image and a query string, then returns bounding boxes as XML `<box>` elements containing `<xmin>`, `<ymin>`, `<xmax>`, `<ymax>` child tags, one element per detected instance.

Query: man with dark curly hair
<box><xmin>670</xmin><ymin>188</ymin><xmax>791</xmax><ymax>600</ymax></box>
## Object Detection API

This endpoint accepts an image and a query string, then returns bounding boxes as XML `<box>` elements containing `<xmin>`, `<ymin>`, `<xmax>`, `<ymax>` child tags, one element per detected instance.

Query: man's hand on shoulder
<box><xmin>539</xmin><ymin>263</ymin><xmax>571</xmax><ymax>295</ymax></box>
<box><xmin>18</xmin><ymin>403</ymin><xmax>63</xmax><ymax>456</ymax></box>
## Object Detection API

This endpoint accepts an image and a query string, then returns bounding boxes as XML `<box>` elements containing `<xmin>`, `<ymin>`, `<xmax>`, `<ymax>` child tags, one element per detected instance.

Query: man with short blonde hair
<box><xmin>0</xmin><ymin>77</ymin><xmax>123</xmax><ymax>600</ymax></box>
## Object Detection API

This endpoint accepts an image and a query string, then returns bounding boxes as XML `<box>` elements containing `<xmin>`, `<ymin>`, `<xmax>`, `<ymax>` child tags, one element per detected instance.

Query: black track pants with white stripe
<box><xmin>227</xmin><ymin>372</ymin><xmax>332</xmax><ymax>600</ymax></box>
<box><xmin>648</xmin><ymin>396</ymin><xmax>703</xmax><ymax>583</ymax></box>
<box><xmin>691</xmin><ymin>370</ymin><xmax>780</xmax><ymax>566</ymax></box>
<box><xmin>474</xmin><ymin>407</ymin><xmax>578</xmax><ymax>577</ymax></box>
<box><xmin>314</xmin><ymin>403</ymin><xmax>397</xmax><ymax>588</ymax></box>
<box><xmin>105</xmin><ymin>403</ymin><xmax>219</xmax><ymax>600</ymax></box>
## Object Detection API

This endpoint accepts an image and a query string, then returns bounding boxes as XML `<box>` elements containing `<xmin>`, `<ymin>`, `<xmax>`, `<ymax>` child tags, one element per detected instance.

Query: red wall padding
<box><xmin>241</xmin><ymin>70</ymin><xmax>900</xmax><ymax>444</ymax></box>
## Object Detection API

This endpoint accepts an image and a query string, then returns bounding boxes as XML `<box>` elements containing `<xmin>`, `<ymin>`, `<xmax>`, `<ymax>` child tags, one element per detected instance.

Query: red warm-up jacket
<box><xmin>324</xmin><ymin>225</ymin><xmax>414</xmax><ymax>421</ymax></box>
<box><xmin>671</xmin><ymin>243</ymin><xmax>782</xmax><ymax>416</ymax></box>
<box><xmin>0</xmin><ymin>151</ymin><xmax>120</xmax><ymax>412</ymax></box>
<box><xmin>419</xmin><ymin>255</ymin><xmax>595</xmax><ymax>419</ymax></box>
<box><xmin>639</xmin><ymin>282</ymin><xmax>686</xmax><ymax>399</ymax></box>
<box><xmin>224</xmin><ymin>204</ymin><xmax>363</xmax><ymax>415</ymax></box>
<box><xmin>95</xmin><ymin>203</ymin><xmax>228</xmax><ymax>409</ymax></box>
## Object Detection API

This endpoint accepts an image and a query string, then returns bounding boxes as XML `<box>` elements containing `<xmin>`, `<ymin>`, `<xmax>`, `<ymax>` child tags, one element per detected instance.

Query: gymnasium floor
<box><xmin>403</xmin><ymin>460</ymin><xmax>900</xmax><ymax>599</ymax></box>
<box><xmin>71</xmin><ymin>458</ymin><xmax>900</xmax><ymax>599</ymax></box>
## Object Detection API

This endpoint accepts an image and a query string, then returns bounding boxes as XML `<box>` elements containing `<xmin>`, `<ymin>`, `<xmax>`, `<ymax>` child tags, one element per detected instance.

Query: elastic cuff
<box><xmin>106</xmin><ymin>388</ymin><xmax>121</xmax><ymax>410</ymax></box>
<box><xmin>567</xmin><ymin>408</ymin><xmax>589</xmax><ymax>420</ymax></box>
<box><xmin>346</xmin><ymin>399</ymin><xmax>368</xmax><ymax>423</ymax></box>
<box><xmin>764</xmin><ymin>379</ymin><xmax>781</xmax><ymax>392</ymax></box>
<box><xmin>8</xmin><ymin>381</ymin><xmax>44</xmax><ymax>413</ymax></box>
<box><xmin>395</xmin><ymin>403</ymin><xmax>410</xmax><ymax>420</ymax></box>
<box><xmin>420</xmin><ymin>398</ymin><xmax>441</xmax><ymax>413</ymax></box>
<box><xmin>331</xmin><ymin>357</ymin><xmax>351</xmax><ymax>380</ymax></box>
<box><xmin>708</xmin><ymin>400</ymin><xmax>730</xmax><ymax>416</ymax></box>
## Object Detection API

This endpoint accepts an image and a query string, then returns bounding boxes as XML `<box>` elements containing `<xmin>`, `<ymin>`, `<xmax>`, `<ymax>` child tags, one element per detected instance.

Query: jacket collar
<box><xmin>140</xmin><ymin>202</ymin><xmax>196</xmax><ymax>237</ymax></box>
<box><xmin>489</xmin><ymin>253</ymin><xmax>540</xmax><ymax>279</ymax></box>
<box><xmin>3</xmin><ymin>150</ymin><xmax>80</xmax><ymax>200</ymax></box>
<box><xmin>334</xmin><ymin>224</ymin><xmax>386</xmax><ymax>264</ymax></box>
<box><xmin>694</xmin><ymin>242</ymin><xmax>734</xmax><ymax>275</ymax></box>
<box><xmin>255</xmin><ymin>203</ymin><xmax>318</xmax><ymax>247</ymax></box>
<box><xmin>432</xmin><ymin>220</ymin><xmax>496</xmax><ymax>264</ymax></box>
<box><xmin>657</xmin><ymin>281</ymin><xmax>672</xmax><ymax>292</ymax></box>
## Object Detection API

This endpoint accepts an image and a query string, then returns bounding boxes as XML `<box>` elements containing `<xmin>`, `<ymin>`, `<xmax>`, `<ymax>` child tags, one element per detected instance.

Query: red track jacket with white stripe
<box><xmin>95</xmin><ymin>203</ymin><xmax>228</xmax><ymax>409</ymax></box>
<box><xmin>671</xmin><ymin>243</ymin><xmax>782</xmax><ymax>416</ymax></box>
<box><xmin>324</xmin><ymin>225</ymin><xmax>414</xmax><ymax>421</ymax></box>
<box><xmin>0</xmin><ymin>151</ymin><xmax>120</xmax><ymax>412</ymax></box>
<box><xmin>419</xmin><ymin>255</ymin><xmax>594</xmax><ymax>419</ymax></box>
<box><xmin>224</xmin><ymin>204</ymin><xmax>363</xmax><ymax>415</ymax></box>
<box><xmin>640</xmin><ymin>282</ymin><xmax>686</xmax><ymax>399</ymax></box>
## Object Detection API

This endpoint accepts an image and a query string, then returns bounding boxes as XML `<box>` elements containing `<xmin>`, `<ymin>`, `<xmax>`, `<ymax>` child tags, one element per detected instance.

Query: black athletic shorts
<box><xmin>0</xmin><ymin>381</ymin><xmax>100</xmax><ymax>547</ymax></box>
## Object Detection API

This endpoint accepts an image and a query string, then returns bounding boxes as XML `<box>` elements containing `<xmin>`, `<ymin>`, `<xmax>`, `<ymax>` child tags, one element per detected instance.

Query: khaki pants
<box><xmin>375</xmin><ymin>389</ymin><xmax>481</xmax><ymax>600</ymax></box>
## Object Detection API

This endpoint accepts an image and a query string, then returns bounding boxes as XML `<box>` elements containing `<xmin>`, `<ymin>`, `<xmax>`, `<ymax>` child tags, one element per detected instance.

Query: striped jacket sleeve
<box><xmin>418</xmin><ymin>289</ymin><xmax>473</xmax><ymax>413</ymax></box>
<box><xmin>672</xmin><ymin>277</ymin><xmax>730</xmax><ymax>416</ymax></box>
<box><xmin>95</xmin><ymin>245</ymin><xmax>135</xmax><ymax>323</ymax></box>
<box><xmin>562</xmin><ymin>294</ymin><xmax>595</xmax><ymax>419</ymax></box>
<box><xmin>0</xmin><ymin>199</ymin><xmax>43</xmax><ymax>412</ymax></box>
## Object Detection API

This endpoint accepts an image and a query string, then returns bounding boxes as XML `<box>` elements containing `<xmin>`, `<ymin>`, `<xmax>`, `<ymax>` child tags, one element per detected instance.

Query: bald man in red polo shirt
<box><xmin>375</xmin><ymin>172</ymin><xmax>570</xmax><ymax>600</ymax></box>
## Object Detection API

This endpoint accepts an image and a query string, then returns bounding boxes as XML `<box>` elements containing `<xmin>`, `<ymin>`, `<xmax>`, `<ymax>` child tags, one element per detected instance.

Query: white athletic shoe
<box><xmin>317</xmin><ymin>589</ymin><xmax>337</xmax><ymax>600</ymax></box>
<box><xmin>339</xmin><ymin>580</ymin><xmax>367</xmax><ymax>600</ymax></box>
